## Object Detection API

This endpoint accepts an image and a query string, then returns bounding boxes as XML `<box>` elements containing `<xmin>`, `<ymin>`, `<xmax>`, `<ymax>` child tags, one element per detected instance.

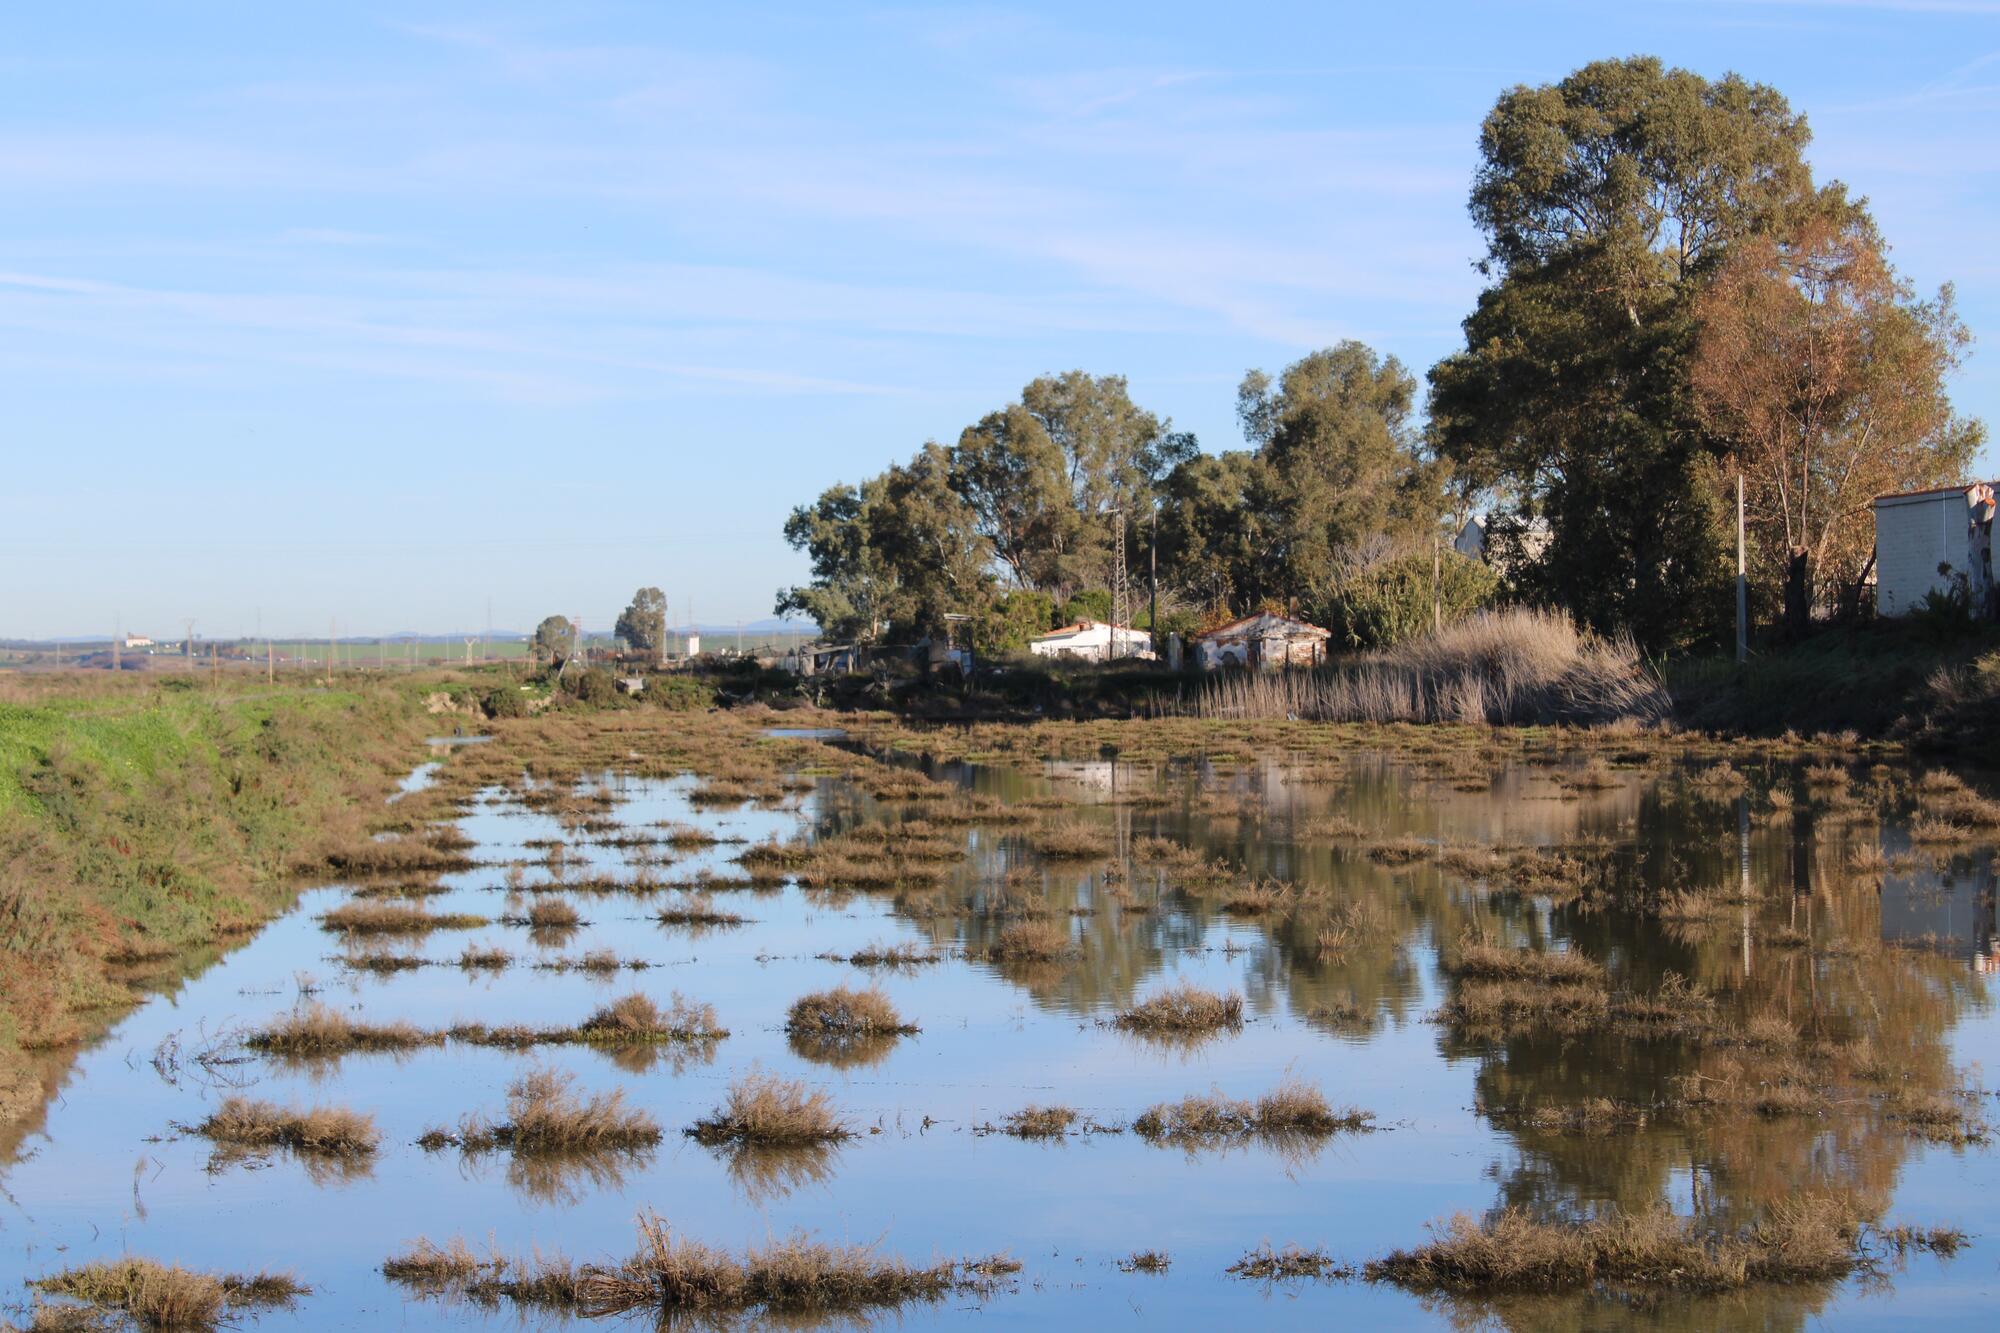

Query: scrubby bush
<box><xmin>483</xmin><ymin>685</ymin><xmax>528</xmax><ymax>719</ymax></box>
<box><xmin>1319</xmin><ymin>549</ymin><xmax>1498</xmax><ymax>650</ymax></box>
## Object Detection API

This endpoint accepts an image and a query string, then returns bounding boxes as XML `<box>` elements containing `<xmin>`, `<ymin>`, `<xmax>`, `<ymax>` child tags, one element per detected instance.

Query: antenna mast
<box><xmin>1109</xmin><ymin>508</ymin><xmax>1129</xmax><ymax>660</ymax></box>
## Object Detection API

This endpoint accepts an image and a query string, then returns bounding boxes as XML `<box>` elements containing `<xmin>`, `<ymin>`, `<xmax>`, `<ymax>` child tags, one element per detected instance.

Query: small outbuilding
<box><xmin>1028</xmin><ymin>620</ymin><xmax>1153</xmax><ymax>663</ymax></box>
<box><xmin>1193</xmin><ymin>613</ymin><xmax>1330</xmax><ymax>671</ymax></box>
<box><xmin>1871</xmin><ymin>482</ymin><xmax>1996</xmax><ymax>618</ymax></box>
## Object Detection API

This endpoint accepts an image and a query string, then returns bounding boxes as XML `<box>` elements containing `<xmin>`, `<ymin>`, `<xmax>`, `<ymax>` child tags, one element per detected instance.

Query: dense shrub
<box><xmin>1319</xmin><ymin>550</ymin><xmax>1498</xmax><ymax>650</ymax></box>
<box><xmin>483</xmin><ymin>685</ymin><xmax>528</xmax><ymax>719</ymax></box>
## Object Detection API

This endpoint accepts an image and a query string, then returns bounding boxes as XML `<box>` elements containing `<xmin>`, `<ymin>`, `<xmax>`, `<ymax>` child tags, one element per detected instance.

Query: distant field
<box><xmin>4</xmin><ymin>631</ymin><xmax>821</xmax><ymax>671</ymax></box>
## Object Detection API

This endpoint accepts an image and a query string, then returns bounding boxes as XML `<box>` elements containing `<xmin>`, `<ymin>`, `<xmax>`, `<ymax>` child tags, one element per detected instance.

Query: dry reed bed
<box><xmin>248</xmin><ymin>994</ymin><xmax>724</xmax><ymax>1058</ymax></box>
<box><xmin>986</xmin><ymin>919</ymin><xmax>1071</xmax><ymax>962</ymax></box>
<box><xmin>1197</xmin><ymin>610</ymin><xmax>1672</xmax><ymax>727</ymax></box>
<box><xmin>1228</xmin><ymin>1244</ymin><xmax>1351</xmax><ymax>1281</ymax></box>
<box><xmin>819</xmin><ymin>940</ymin><xmax>942</xmax><ymax>967</ymax></box>
<box><xmin>31</xmin><ymin>1258</ymin><xmax>307</xmax><ymax>1329</ymax></box>
<box><xmin>653</xmin><ymin>893</ymin><xmax>746</xmax><ymax>926</ymax></box>
<box><xmin>785</xmin><ymin>987</ymin><xmax>917</xmax><ymax>1040</ymax></box>
<box><xmin>1364</xmin><ymin>1196</ymin><xmax>1918</xmax><ymax>1294</ymax></box>
<box><xmin>382</xmin><ymin>1212</ymin><xmax>1012</xmax><ymax>1320</ymax></box>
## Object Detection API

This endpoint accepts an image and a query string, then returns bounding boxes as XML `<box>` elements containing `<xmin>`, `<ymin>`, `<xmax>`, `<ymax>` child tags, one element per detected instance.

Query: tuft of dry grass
<box><xmin>1029</xmin><ymin>820</ymin><xmax>1107</xmax><ymax>860</ymax></box>
<box><xmin>998</xmin><ymin>1105</ymin><xmax>1079</xmax><ymax>1139</ymax></box>
<box><xmin>826</xmin><ymin>940</ymin><xmax>941</xmax><ymax>967</ymax></box>
<box><xmin>1134</xmin><ymin>1080</ymin><xmax>1372</xmax><ymax>1144</ymax></box>
<box><xmin>32</xmin><ymin>1258</ymin><xmax>307</xmax><ymax>1327</ymax></box>
<box><xmin>687</xmin><ymin>1070</ymin><xmax>851</xmax><ymax>1146</ymax></box>
<box><xmin>988</xmin><ymin>919</ymin><xmax>1069</xmax><ymax>962</ymax></box>
<box><xmin>426</xmin><ymin>1067</ymin><xmax>661</xmax><ymax>1155</ymax></box>
<box><xmin>319</xmin><ymin>901</ymin><xmax>488</xmax><ymax>935</ymax></box>
<box><xmin>1113</xmin><ymin>982</ymin><xmax>1244</xmax><ymax>1037</ymax></box>
<box><xmin>1227</xmin><ymin>1244</ymin><xmax>1350</xmax><ymax>1281</ymax></box>
<box><xmin>1118</xmin><ymin>1251</ymin><xmax>1171</xmax><ymax>1274</ymax></box>
<box><xmin>190</xmin><ymin>1097</ymin><xmax>378</xmax><ymax>1158</ymax></box>
<box><xmin>577</xmin><ymin>992</ymin><xmax>727</xmax><ymax>1044</ymax></box>
<box><xmin>1446</xmin><ymin>938</ymin><xmax>1606</xmax><ymax>987</ymax></box>
<box><xmin>655</xmin><ymin>893</ymin><xmax>746</xmax><ymax>926</ymax></box>
<box><xmin>1365</xmin><ymin>1195</ymin><xmax>1875</xmax><ymax>1293</ymax></box>
<box><xmin>383</xmin><ymin>1211</ymin><xmax>1005</xmax><ymax>1319</ymax></box>
<box><xmin>525</xmin><ymin>898</ymin><xmax>580</xmax><ymax>929</ymax></box>
<box><xmin>785</xmin><ymin>986</ymin><xmax>916</xmax><ymax>1038</ymax></box>
<box><xmin>457</xmin><ymin>944</ymin><xmax>512</xmax><ymax>970</ymax></box>
<box><xmin>247</xmin><ymin>1003</ymin><xmax>438</xmax><ymax>1057</ymax></box>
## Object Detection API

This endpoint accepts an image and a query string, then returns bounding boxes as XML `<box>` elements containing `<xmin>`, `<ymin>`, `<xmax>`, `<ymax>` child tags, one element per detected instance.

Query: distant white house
<box><xmin>1455</xmin><ymin>513</ymin><xmax>1551</xmax><ymax>572</ymax></box>
<box><xmin>123</xmin><ymin>634</ymin><xmax>154</xmax><ymax>649</ymax></box>
<box><xmin>1871</xmin><ymin>482</ymin><xmax>1996</xmax><ymax>617</ymax></box>
<box><xmin>1193</xmin><ymin>613</ymin><xmax>1330</xmax><ymax>671</ymax></box>
<box><xmin>1028</xmin><ymin>620</ymin><xmax>1152</xmax><ymax>662</ymax></box>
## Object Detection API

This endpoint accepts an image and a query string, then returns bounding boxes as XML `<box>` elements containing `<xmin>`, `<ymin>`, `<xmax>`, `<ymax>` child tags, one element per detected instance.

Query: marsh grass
<box><xmin>688</xmin><ymin>1070</ymin><xmax>851</xmax><ymax>1146</ymax></box>
<box><xmin>1134</xmin><ymin>1080</ymin><xmax>1372</xmax><ymax>1146</ymax></box>
<box><xmin>189</xmin><ymin>1096</ymin><xmax>378</xmax><ymax>1158</ymax></box>
<box><xmin>990</xmin><ymin>1105</ymin><xmax>1083</xmax><ymax>1139</ymax></box>
<box><xmin>451</xmin><ymin>992</ymin><xmax>727</xmax><ymax>1050</ymax></box>
<box><xmin>457</xmin><ymin>944</ymin><xmax>512</xmax><ymax>970</ymax></box>
<box><xmin>1118</xmin><ymin>1251</ymin><xmax>1171</xmax><ymax>1274</ymax></box>
<box><xmin>1365</xmin><ymin>1196</ymin><xmax>1881</xmax><ymax>1293</ymax></box>
<box><xmin>533</xmin><ymin>950</ymin><xmax>653</xmax><ymax>974</ymax></box>
<box><xmin>247</xmin><ymin>1003</ymin><xmax>439</xmax><ymax>1057</ymax></box>
<box><xmin>655</xmin><ymin>893</ymin><xmax>746</xmax><ymax>927</ymax></box>
<box><xmin>424</xmin><ymin>1067</ymin><xmax>660</xmax><ymax>1155</ymax></box>
<box><xmin>1028</xmin><ymin>820</ymin><xmax>1106</xmax><ymax>860</ymax></box>
<box><xmin>822</xmin><ymin>940</ymin><xmax>941</xmax><ymax>967</ymax></box>
<box><xmin>987</xmin><ymin>920</ymin><xmax>1069</xmax><ymax>962</ymax></box>
<box><xmin>1227</xmin><ymin>1245</ymin><xmax>1350</xmax><ymax>1281</ymax></box>
<box><xmin>785</xmin><ymin>986</ymin><xmax>915</xmax><ymax>1038</ymax></box>
<box><xmin>1114</xmin><ymin>983</ymin><xmax>1244</xmax><ymax>1038</ymax></box>
<box><xmin>1446</xmin><ymin>938</ymin><xmax>1606</xmax><ymax>987</ymax></box>
<box><xmin>383</xmin><ymin>1212</ymin><xmax>1005</xmax><ymax>1319</ymax></box>
<box><xmin>319</xmin><ymin>901</ymin><xmax>488</xmax><ymax>935</ymax></box>
<box><xmin>32</xmin><ymin>1259</ymin><xmax>307</xmax><ymax>1328</ymax></box>
<box><xmin>523</xmin><ymin>899</ymin><xmax>580</xmax><ymax>929</ymax></box>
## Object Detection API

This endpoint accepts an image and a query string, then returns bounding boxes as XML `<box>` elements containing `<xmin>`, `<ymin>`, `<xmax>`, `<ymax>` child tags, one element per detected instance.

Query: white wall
<box><xmin>1874</xmin><ymin>492</ymin><xmax>1970</xmax><ymax>616</ymax></box>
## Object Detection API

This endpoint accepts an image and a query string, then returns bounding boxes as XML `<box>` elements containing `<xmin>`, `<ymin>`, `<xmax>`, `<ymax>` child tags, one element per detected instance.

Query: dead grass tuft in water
<box><xmin>1134</xmin><ymin>1080</ymin><xmax>1372</xmax><ymax>1145</ymax></box>
<box><xmin>319</xmin><ymin>901</ymin><xmax>488</xmax><ymax>935</ymax></box>
<box><xmin>1365</xmin><ymin>1195</ymin><xmax>1877</xmax><ymax>1293</ymax></box>
<box><xmin>32</xmin><ymin>1258</ymin><xmax>307</xmax><ymax>1328</ymax></box>
<box><xmin>190</xmin><ymin>1097</ymin><xmax>378</xmax><ymax>1158</ymax></box>
<box><xmin>1113</xmin><ymin>983</ymin><xmax>1244</xmax><ymax>1037</ymax></box>
<box><xmin>1447</xmin><ymin>938</ymin><xmax>1605</xmax><ymax>987</ymax></box>
<box><xmin>785</xmin><ymin>986</ymin><xmax>916</xmax><ymax>1039</ymax></box>
<box><xmin>247</xmin><ymin>1003</ymin><xmax>438</xmax><ymax>1056</ymax></box>
<box><xmin>823</xmin><ymin>940</ymin><xmax>941</xmax><ymax>967</ymax></box>
<box><xmin>988</xmin><ymin>919</ymin><xmax>1069</xmax><ymax>962</ymax></box>
<box><xmin>1227</xmin><ymin>1244</ymin><xmax>1351</xmax><ymax>1282</ymax></box>
<box><xmin>995</xmin><ymin>1105</ymin><xmax>1080</xmax><ymax>1139</ymax></box>
<box><xmin>1029</xmin><ymin>820</ymin><xmax>1107</xmax><ymax>860</ymax></box>
<box><xmin>383</xmin><ymin>1211</ymin><xmax>1007</xmax><ymax>1319</ymax></box>
<box><xmin>654</xmin><ymin>893</ymin><xmax>746</xmax><ymax>926</ymax></box>
<box><xmin>687</xmin><ymin>1070</ymin><xmax>851</xmax><ymax>1146</ymax></box>
<box><xmin>424</xmin><ymin>1067</ymin><xmax>660</xmax><ymax>1155</ymax></box>
<box><xmin>1118</xmin><ymin>1251</ymin><xmax>1172</xmax><ymax>1274</ymax></box>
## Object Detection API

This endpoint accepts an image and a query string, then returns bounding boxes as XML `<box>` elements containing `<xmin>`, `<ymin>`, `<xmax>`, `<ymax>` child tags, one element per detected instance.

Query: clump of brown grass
<box><xmin>1118</xmin><ymin>1250</ymin><xmax>1171</xmax><ymax>1273</ymax></box>
<box><xmin>1880</xmin><ymin>1224</ymin><xmax>1969</xmax><ymax>1256</ymax></box>
<box><xmin>1220</xmin><ymin>880</ymin><xmax>1293</xmax><ymax>915</ymax></box>
<box><xmin>687</xmin><ymin>1070</ymin><xmax>851</xmax><ymax>1146</ymax></box>
<box><xmin>1029</xmin><ymin>820</ymin><xmax>1106</xmax><ymax>860</ymax></box>
<box><xmin>655</xmin><ymin>893</ymin><xmax>745</xmax><ymax>926</ymax></box>
<box><xmin>1134</xmin><ymin>1080</ymin><xmax>1372</xmax><ymax>1144</ymax></box>
<box><xmin>1114</xmin><ymin>982</ymin><xmax>1244</xmax><ymax>1037</ymax></box>
<box><xmin>578</xmin><ymin>992</ymin><xmax>727</xmax><ymax>1043</ymax></box>
<box><xmin>457</xmin><ymin>944</ymin><xmax>512</xmax><ymax>970</ymax></box>
<box><xmin>426</xmin><ymin>1067</ymin><xmax>661</xmax><ymax>1155</ymax></box>
<box><xmin>997</xmin><ymin>1106</ymin><xmax>1079</xmax><ymax>1139</ymax></box>
<box><xmin>785</xmin><ymin>986</ymin><xmax>915</xmax><ymax>1038</ymax></box>
<box><xmin>988</xmin><ymin>919</ymin><xmax>1068</xmax><ymax>962</ymax></box>
<box><xmin>1365</xmin><ymin>1195</ymin><xmax>1871</xmax><ymax>1293</ymax></box>
<box><xmin>247</xmin><ymin>1003</ymin><xmax>438</xmax><ymax>1056</ymax></box>
<box><xmin>321</xmin><ymin>833</ymin><xmax>473</xmax><ymax>876</ymax></box>
<box><xmin>32</xmin><ymin>1258</ymin><xmax>307</xmax><ymax>1327</ymax></box>
<box><xmin>190</xmin><ymin>1097</ymin><xmax>378</xmax><ymax>1157</ymax></box>
<box><xmin>1226</xmin><ymin>1244</ymin><xmax>1350</xmax><ymax>1281</ymax></box>
<box><xmin>383</xmin><ymin>1212</ymin><xmax>1004</xmax><ymax>1319</ymax></box>
<box><xmin>319</xmin><ymin>901</ymin><xmax>488</xmax><ymax>935</ymax></box>
<box><xmin>829</xmin><ymin>940</ymin><xmax>940</xmax><ymax>967</ymax></box>
<box><xmin>525</xmin><ymin>899</ymin><xmax>580</xmax><ymax>929</ymax></box>
<box><xmin>1366</xmin><ymin>836</ymin><xmax>1432</xmax><ymax>867</ymax></box>
<box><xmin>1446</xmin><ymin>937</ymin><xmax>1606</xmax><ymax>987</ymax></box>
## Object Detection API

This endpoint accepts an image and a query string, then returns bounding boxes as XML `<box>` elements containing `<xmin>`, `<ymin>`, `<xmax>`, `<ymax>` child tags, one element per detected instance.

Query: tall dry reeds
<box><xmin>1197</xmin><ymin>609</ymin><xmax>1670</xmax><ymax>727</ymax></box>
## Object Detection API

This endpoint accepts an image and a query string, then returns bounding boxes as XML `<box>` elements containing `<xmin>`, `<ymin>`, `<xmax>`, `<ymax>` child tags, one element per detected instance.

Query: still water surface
<box><xmin>4</xmin><ymin>739</ymin><xmax>1996</xmax><ymax>1329</ymax></box>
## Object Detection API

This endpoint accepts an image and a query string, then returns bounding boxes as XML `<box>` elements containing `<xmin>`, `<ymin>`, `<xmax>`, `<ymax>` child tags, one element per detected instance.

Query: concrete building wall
<box><xmin>1874</xmin><ymin>491</ymin><xmax>1970</xmax><ymax>616</ymax></box>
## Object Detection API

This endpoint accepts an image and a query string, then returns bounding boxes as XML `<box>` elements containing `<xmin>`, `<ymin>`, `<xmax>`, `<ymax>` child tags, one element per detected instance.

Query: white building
<box><xmin>1871</xmin><ymin>482</ymin><xmax>1996</xmax><ymax>617</ymax></box>
<box><xmin>123</xmin><ymin>634</ymin><xmax>154</xmax><ymax>649</ymax></box>
<box><xmin>1028</xmin><ymin>620</ymin><xmax>1153</xmax><ymax>662</ymax></box>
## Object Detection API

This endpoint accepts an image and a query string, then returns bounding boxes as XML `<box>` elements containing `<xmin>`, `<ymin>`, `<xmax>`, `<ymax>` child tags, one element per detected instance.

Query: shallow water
<box><xmin>4</xmin><ymin>739</ymin><xmax>1997</xmax><ymax>1330</ymax></box>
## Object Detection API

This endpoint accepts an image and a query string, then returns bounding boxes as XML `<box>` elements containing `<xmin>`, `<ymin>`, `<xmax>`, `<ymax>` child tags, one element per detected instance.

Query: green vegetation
<box><xmin>0</xmin><ymin>673</ymin><xmax>432</xmax><ymax>1132</ymax></box>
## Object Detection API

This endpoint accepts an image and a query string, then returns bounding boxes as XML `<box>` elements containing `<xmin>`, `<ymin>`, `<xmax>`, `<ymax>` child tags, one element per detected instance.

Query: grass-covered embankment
<box><xmin>0</xmin><ymin>671</ymin><xmax>436</xmax><ymax>1135</ymax></box>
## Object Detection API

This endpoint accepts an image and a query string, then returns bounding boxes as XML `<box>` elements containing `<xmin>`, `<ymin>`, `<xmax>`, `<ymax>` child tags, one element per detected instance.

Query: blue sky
<box><xmin>4</xmin><ymin>1</ymin><xmax>1997</xmax><ymax>639</ymax></box>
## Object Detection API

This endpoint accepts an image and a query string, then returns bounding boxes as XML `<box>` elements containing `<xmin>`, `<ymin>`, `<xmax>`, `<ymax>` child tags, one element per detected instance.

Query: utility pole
<box><xmin>111</xmin><ymin>620</ymin><xmax>121</xmax><ymax>673</ymax></box>
<box><xmin>1109</xmin><ymin>508</ymin><xmax>1129</xmax><ymax>660</ymax></box>
<box><xmin>267</xmin><ymin>639</ymin><xmax>274</xmax><ymax>684</ymax></box>
<box><xmin>183</xmin><ymin>619</ymin><xmax>197</xmax><ymax>670</ymax></box>
<box><xmin>1735</xmin><ymin>474</ymin><xmax>1748</xmax><ymax>664</ymax></box>
<box><xmin>1432</xmin><ymin>534</ymin><xmax>1442</xmax><ymax>634</ymax></box>
<box><xmin>1148</xmin><ymin>506</ymin><xmax>1158</xmax><ymax>657</ymax></box>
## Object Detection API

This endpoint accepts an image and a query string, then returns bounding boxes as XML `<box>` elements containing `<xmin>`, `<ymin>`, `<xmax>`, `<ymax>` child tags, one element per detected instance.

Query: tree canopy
<box><xmin>615</xmin><ymin>587</ymin><xmax>667</xmax><ymax>653</ymax></box>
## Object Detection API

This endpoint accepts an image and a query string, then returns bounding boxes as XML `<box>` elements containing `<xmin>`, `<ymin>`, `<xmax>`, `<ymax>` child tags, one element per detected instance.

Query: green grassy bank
<box><xmin>0</xmin><ymin>673</ymin><xmax>438</xmax><ymax>1134</ymax></box>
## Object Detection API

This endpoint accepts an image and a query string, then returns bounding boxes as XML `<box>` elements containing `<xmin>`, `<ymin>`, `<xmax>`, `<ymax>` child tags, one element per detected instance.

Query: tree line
<box><xmin>778</xmin><ymin>56</ymin><xmax>1983</xmax><ymax>657</ymax></box>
